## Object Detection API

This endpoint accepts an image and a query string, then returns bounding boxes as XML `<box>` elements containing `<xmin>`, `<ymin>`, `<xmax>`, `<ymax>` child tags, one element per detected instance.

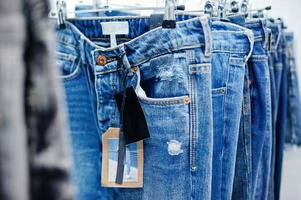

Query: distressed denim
<box><xmin>55</xmin><ymin>17</ymin><xmax>214</xmax><ymax>200</ymax></box>
<box><xmin>245</xmin><ymin>20</ymin><xmax>272</xmax><ymax>200</ymax></box>
<box><xmin>210</xmin><ymin>21</ymin><xmax>253</xmax><ymax>200</ymax></box>
<box><xmin>285</xmin><ymin>32</ymin><xmax>301</xmax><ymax>146</ymax></box>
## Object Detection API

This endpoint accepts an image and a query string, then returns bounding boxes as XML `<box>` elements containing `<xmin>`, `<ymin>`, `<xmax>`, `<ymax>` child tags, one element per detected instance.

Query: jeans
<box><xmin>266</xmin><ymin>20</ymin><xmax>283</xmax><ymax>200</ymax></box>
<box><xmin>274</xmin><ymin>33</ymin><xmax>289</xmax><ymax>200</ymax></box>
<box><xmin>226</xmin><ymin>15</ymin><xmax>253</xmax><ymax>200</ymax></box>
<box><xmin>232</xmin><ymin>63</ymin><xmax>252</xmax><ymax>200</ymax></box>
<box><xmin>210</xmin><ymin>21</ymin><xmax>254</xmax><ymax>200</ymax></box>
<box><xmin>285</xmin><ymin>32</ymin><xmax>301</xmax><ymax>146</ymax></box>
<box><xmin>56</xmin><ymin>16</ymin><xmax>214</xmax><ymax>200</ymax></box>
<box><xmin>245</xmin><ymin>19</ymin><xmax>272</xmax><ymax>200</ymax></box>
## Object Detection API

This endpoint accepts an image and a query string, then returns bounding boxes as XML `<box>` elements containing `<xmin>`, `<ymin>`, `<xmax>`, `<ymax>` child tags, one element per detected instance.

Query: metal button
<box><xmin>191</xmin><ymin>166</ymin><xmax>197</xmax><ymax>171</ymax></box>
<box><xmin>96</xmin><ymin>55</ymin><xmax>107</xmax><ymax>66</ymax></box>
<box><xmin>183</xmin><ymin>96</ymin><xmax>191</xmax><ymax>105</ymax></box>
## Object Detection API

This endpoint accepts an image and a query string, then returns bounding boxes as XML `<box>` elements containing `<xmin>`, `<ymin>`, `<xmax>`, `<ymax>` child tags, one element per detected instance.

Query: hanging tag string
<box><xmin>115</xmin><ymin>60</ymin><xmax>131</xmax><ymax>184</ymax></box>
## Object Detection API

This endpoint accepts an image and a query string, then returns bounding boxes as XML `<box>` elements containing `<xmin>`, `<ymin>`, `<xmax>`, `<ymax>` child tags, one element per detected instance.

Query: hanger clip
<box><xmin>230</xmin><ymin>1</ymin><xmax>239</xmax><ymax>13</ymax></box>
<box><xmin>241</xmin><ymin>0</ymin><xmax>249</xmax><ymax>16</ymax></box>
<box><xmin>56</xmin><ymin>0</ymin><xmax>67</xmax><ymax>29</ymax></box>
<box><xmin>162</xmin><ymin>0</ymin><xmax>176</xmax><ymax>29</ymax></box>
<box><xmin>204</xmin><ymin>1</ymin><xmax>214</xmax><ymax>17</ymax></box>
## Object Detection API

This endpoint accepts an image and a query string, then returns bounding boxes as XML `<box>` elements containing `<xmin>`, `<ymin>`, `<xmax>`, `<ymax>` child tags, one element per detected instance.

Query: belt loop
<box><xmin>266</xmin><ymin>29</ymin><xmax>272</xmax><ymax>52</ymax></box>
<box><xmin>275</xmin><ymin>24</ymin><xmax>282</xmax><ymax>50</ymax></box>
<box><xmin>262</xmin><ymin>20</ymin><xmax>269</xmax><ymax>50</ymax></box>
<box><xmin>120</xmin><ymin>46</ymin><xmax>132</xmax><ymax>75</ymax></box>
<box><xmin>79</xmin><ymin>36</ymin><xmax>87</xmax><ymax>65</ymax></box>
<box><xmin>244</xmin><ymin>28</ymin><xmax>255</xmax><ymax>62</ymax></box>
<box><xmin>199</xmin><ymin>16</ymin><xmax>212</xmax><ymax>57</ymax></box>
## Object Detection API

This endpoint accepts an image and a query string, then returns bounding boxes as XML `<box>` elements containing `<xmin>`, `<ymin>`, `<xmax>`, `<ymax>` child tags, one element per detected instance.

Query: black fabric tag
<box><xmin>150</xmin><ymin>14</ymin><xmax>164</xmax><ymax>29</ymax></box>
<box><xmin>114</xmin><ymin>87</ymin><xmax>150</xmax><ymax>144</ymax></box>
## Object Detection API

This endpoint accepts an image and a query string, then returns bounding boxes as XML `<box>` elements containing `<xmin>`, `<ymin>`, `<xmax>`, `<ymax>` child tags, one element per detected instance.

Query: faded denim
<box><xmin>55</xmin><ymin>17</ymin><xmax>214</xmax><ymax>200</ymax></box>
<box><xmin>210</xmin><ymin>21</ymin><xmax>253</xmax><ymax>200</ymax></box>
<box><xmin>245</xmin><ymin>19</ymin><xmax>272</xmax><ymax>200</ymax></box>
<box><xmin>285</xmin><ymin>32</ymin><xmax>301</xmax><ymax>146</ymax></box>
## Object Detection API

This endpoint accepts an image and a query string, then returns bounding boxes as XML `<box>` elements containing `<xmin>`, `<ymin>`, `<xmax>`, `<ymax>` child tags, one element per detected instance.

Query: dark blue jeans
<box><xmin>267</xmin><ymin>20</ymin><xmax>283</xmax><ymax>200</ymax></box>
<box><xmin>274</xmin><ymin>33</ymin><xmax>289</xmax><ymax>200</ymax></box>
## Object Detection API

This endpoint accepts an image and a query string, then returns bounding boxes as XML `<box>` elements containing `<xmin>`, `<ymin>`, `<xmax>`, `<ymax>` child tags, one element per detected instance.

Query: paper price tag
<box><xmin>101</xmin><ymin>128</ymin><xmax>143</xmax><ymax>188</ymax></box>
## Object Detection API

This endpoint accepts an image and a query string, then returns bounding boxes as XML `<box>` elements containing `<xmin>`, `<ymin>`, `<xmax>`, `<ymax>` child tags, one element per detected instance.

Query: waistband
<box><xmin>211</xmin><ymin>20</ymin><xmax>254</xmax><ymax>58</ymax></box>
<box><xmin>227</xmin><ymin>14</ymin><xmax>246</xmax><ymax>26</ymax></box>
<box><xmin>56</xmin><ymin>16</ymin><xmax>212</xmax><ymax>71</ymax></box>
<box><xmin>267</xmin><ymin>21</ymin><xmax>282</xmax><ymax>52</ymax></box>
<box><xmin>245</xmin><ymin>19</ymin><xmax>268</xmax><ymax>44</ymax></box>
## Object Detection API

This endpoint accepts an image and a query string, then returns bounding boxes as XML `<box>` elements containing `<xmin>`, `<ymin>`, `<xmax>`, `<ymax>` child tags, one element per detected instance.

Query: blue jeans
<box><xmin>56</xmin><ymin>17</ymin><xmax>214</xmax><ymax>200</ymax></box>
<box><xmin>266</xmin><ymin>20</ymin><xmax>283</xmax><ymax>200</ymax></box>
<box><xmin>210</xmin><ymin>21</ymin><xmax>254</xmax><ymax>200</ymax></box>
<box><xmin>244</xmin><ymin>19</ymin><xmax>272</xmax><ymax>200</ymax></box>
<box><xmin>285</xmin><ymin>32</ymin><xmax>301</xmax><ymax>146</ymax></box>
<box><xmin>274</xmin><ymin>32</ymin><xmax>289</xmax><ymax>200</ymax></box>
<box><xmin>226</xmin><ymin>15</ymin><xmax>254</xmax><ymax>200</ymax></box>
<box><xmin>232</xmin><ymin>63</ymin><xmax>252</xmax><ymax>200</ymax></box>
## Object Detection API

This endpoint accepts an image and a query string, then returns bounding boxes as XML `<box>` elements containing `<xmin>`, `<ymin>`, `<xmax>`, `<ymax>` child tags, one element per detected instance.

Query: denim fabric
<box><xmin>267</xmin><ymin>45</ymin><xmax>277</xmax><ymax>200</ymax></box>
<box><xmin>226</xmin><ymin>15</ymin><xmax>253</xmax><ymax>200</ymax></box>
<box><xmin>274</xmin><ymin>33</ymin><xmax>289</xmax><ymax>200</ymax></box>
<box><xmin>232</xmin><ymin>64</ymin><xmax>252</xmax><ymax>200</ymax></box>
<box><xmin>285</xmin><ymin>32</ymin><xmax>301</xmax><ymax>146</ymax></box>
<box><xmin>210</xmin><ymin>21</ymin><xmax>253</xmax><ymax>200</ymax></box>
<box><xmin>266</xmin><ymin>20</ymin><xmax>282</xmax><ymax>200</ymax></box>
<box><xmin>55</xmin><ymin>17</ymin><xmax>214</xmax><ymax>200</ymax></box>
<box><xmin>268</xmin><ymin>22</ymin><xmax>283</xmax><ymax>117</ymax></box>
<box><xmin>245</xmin><ymin>19</ymin><xmax>272</xmax><ymax>200</ymax></box>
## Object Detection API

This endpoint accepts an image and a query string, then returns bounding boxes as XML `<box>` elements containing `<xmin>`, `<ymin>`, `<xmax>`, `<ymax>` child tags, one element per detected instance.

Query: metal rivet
<box><xmin>183</xmin><ymin>97</ymin><xmax>191</xmax><ymax>105</ymax></box>
<box><xmin>96</xmin><ymin>55</ymin><xmax>107</xmax><ymax>66</ymax></box>
<box><xmin>132</xmin><ymin>67</ymin><xmax>139</xmax><ymax>73</ymax></box>
<box><xmin>191</xmin><ymin>166</ymin><xmax>197</xmax><ymax>171</ymax></box>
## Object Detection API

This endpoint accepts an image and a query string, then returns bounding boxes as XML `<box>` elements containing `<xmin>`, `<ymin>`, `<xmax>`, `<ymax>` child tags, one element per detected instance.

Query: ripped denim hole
<box><xmin>167</xmin><ymin>140</ymin><xmax>184</xmax><ymax>156</ymax></box>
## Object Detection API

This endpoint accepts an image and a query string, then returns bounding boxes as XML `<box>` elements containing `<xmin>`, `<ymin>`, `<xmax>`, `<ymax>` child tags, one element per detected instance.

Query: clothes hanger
<box><xmin>204</xmin><ymin>0</ymin><xmax>215</xmax><ymax>17</ymax></box>
<box><xmin>50</xmin><ymin>0</ymin><xmax>198</xmax><ymax>29</ymax></box>
<box><xmin>230</xmin><ymin>0</ymin><xmax>239</xmax><ymax>13</ymax></box>
<box><xmin>217</xmin><ymin>0</ymin><xmax>226</xmax><ymax>19</ymax></box>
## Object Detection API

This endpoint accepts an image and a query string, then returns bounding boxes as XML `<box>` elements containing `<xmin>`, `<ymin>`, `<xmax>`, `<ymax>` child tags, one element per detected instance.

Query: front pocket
<box><xmin>140</xmin><ymin>97</ymin><xmax>190</xmax><ymax>191</ymax></box>
<box><xmin>138</xmin><ymin>95</ymin><xmax>191</xmax><ymax>106</ymax></box>
<box><xmin>55</xmin><ymin>51</ymin><xmax>81</xmax><ymax>80</ymax></box>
